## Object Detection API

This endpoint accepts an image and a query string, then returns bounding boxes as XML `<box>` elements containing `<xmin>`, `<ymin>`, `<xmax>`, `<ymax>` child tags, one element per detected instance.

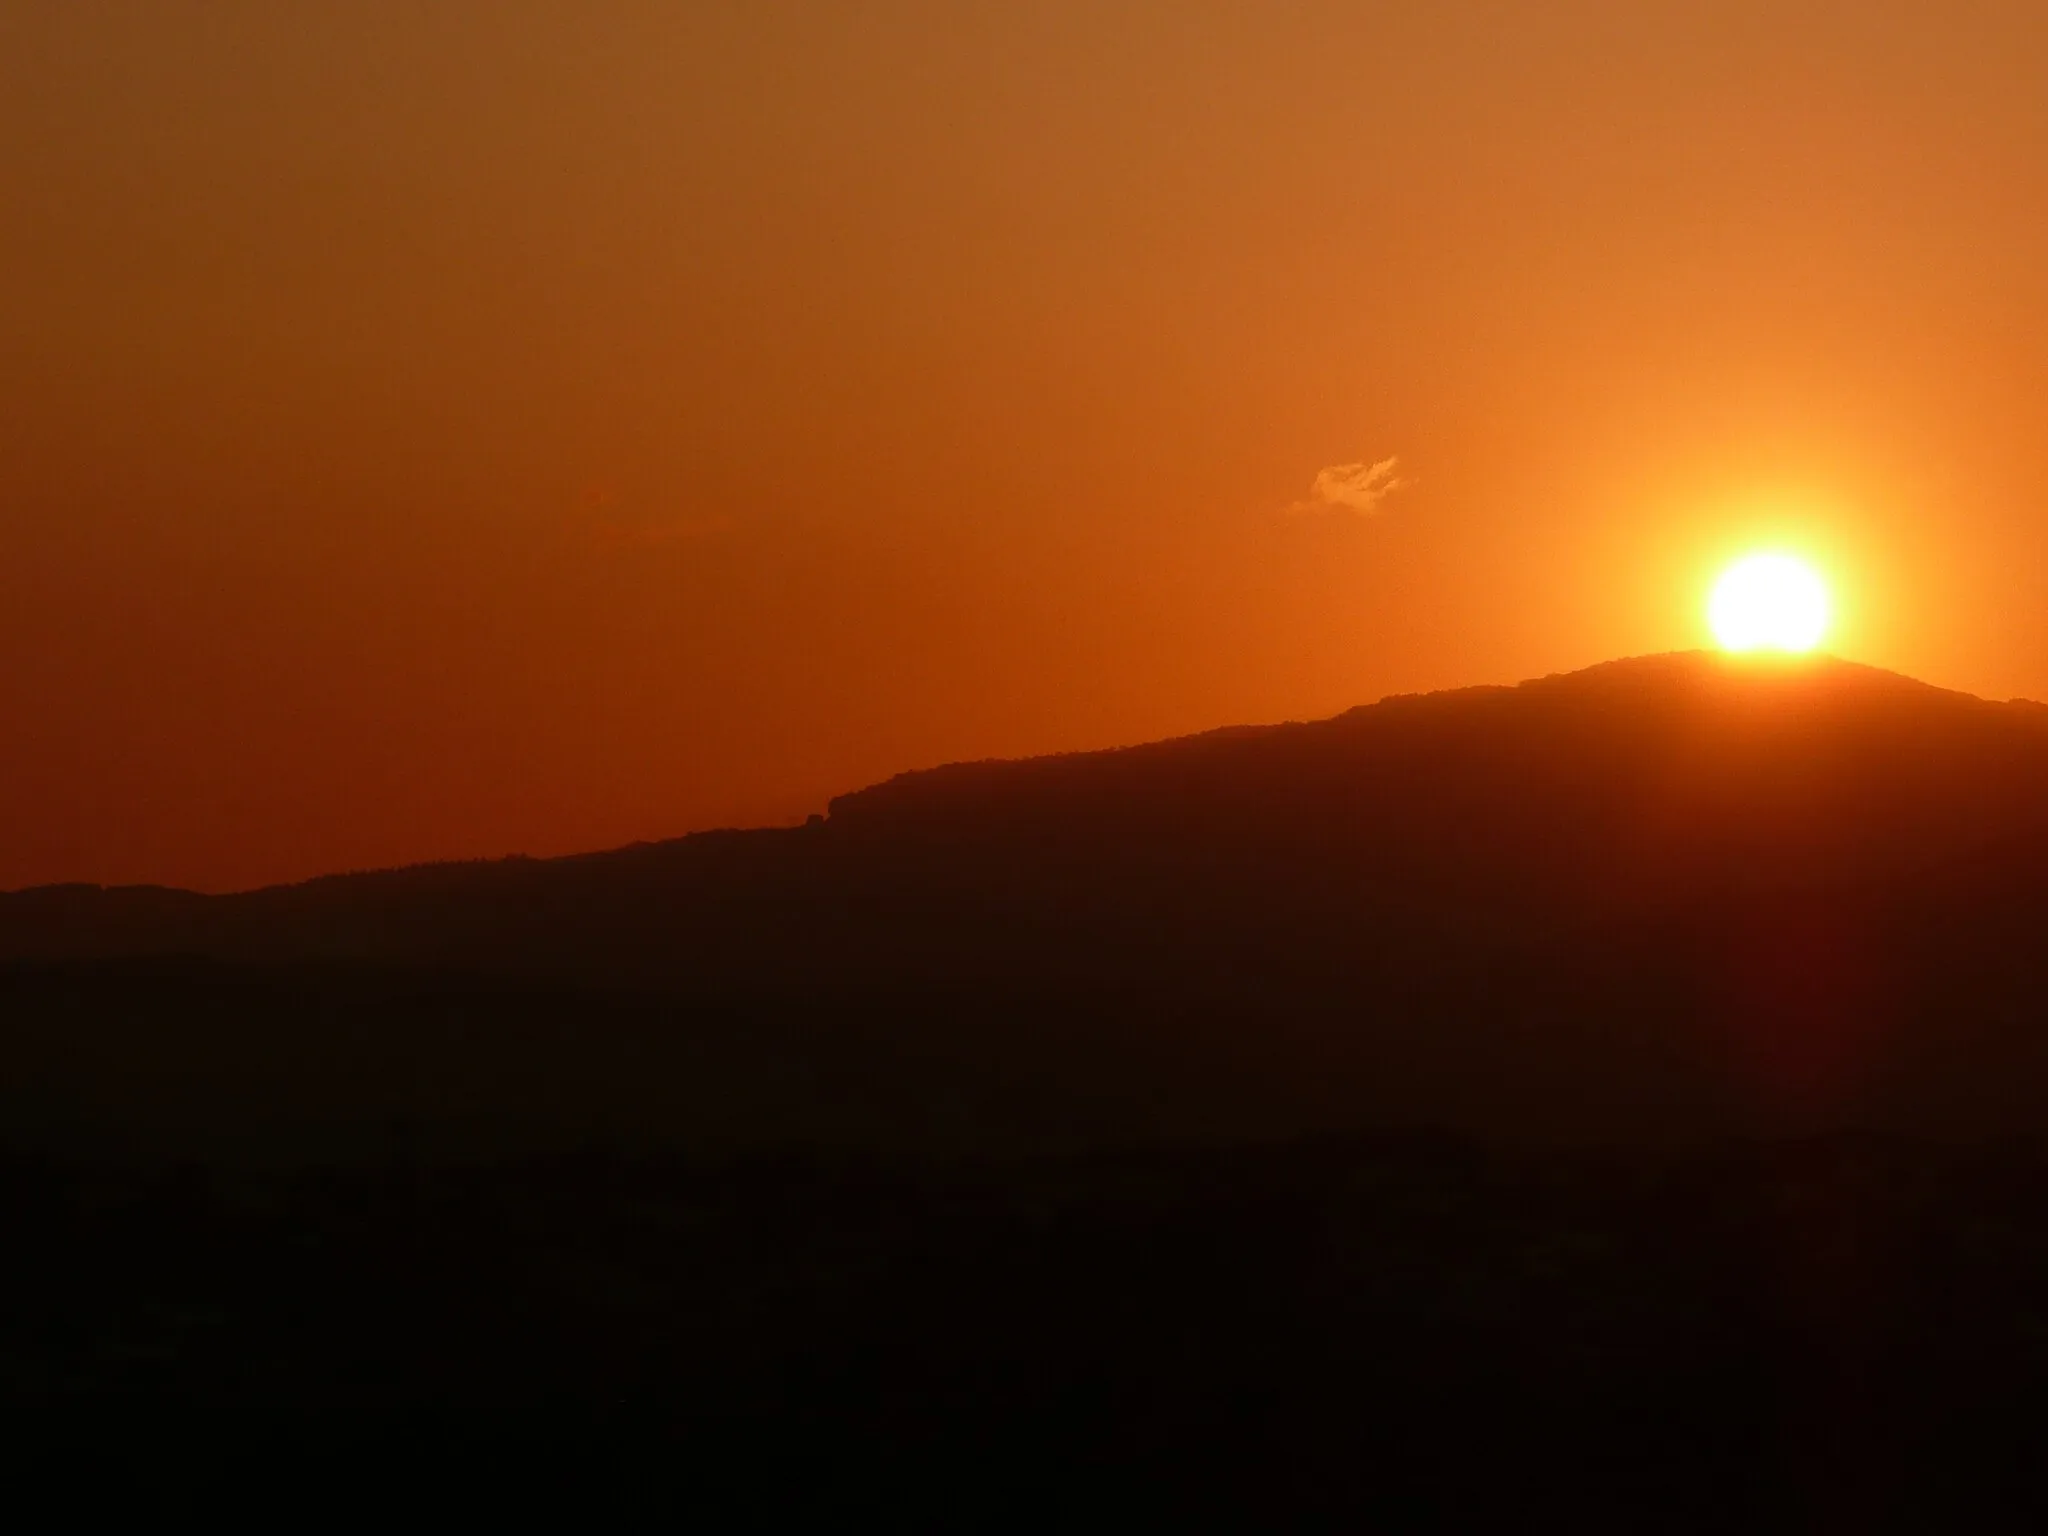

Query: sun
<box><xmin>1708</xmin><ymin>553</ymin><xmax>1830</xmax><ymax>653</ymax></box>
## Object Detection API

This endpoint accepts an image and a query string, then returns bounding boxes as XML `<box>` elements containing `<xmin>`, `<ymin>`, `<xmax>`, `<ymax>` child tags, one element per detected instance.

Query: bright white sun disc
<box><xmin>1708</xmin><ymin>554</ymin><xmax>1829</xmax><ymax>653</ymax></box>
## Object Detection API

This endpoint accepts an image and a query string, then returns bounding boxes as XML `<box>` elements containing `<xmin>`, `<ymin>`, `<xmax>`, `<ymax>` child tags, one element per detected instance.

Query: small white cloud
<box><xmin>1288</xmin><ymin>456</ymin><xmax>1413</xmax><ymax>517</ymax></box>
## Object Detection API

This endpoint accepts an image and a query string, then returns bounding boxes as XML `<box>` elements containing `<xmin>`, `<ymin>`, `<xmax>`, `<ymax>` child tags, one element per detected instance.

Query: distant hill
<box><xmin>8</xmin><ymin>651</ymin><xmax>2048</xmax><ymax>1156</ymax></box>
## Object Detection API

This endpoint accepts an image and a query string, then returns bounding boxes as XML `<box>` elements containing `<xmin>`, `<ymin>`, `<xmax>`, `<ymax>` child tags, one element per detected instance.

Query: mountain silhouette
<box><xmin>19</xmin><ymin>651</ymin><xmax>2048</xmax><ymax>1522</ymax></box>
<box><xmin>8</xmin><ymin>650</ymin><xmax>2048</xmax><ymax>1155</ymax></box>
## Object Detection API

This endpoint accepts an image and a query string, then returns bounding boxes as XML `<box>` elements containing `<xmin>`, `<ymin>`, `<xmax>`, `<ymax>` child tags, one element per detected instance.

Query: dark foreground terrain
<box><xmin>11</xmin><ymin>1132</ymin><xmax>2048</xmax><ymax>1527</ymax></box>
<box><xmin>10</xmin><ymin>654</ymin><xmax>2048</xmax><ymax>1521</ymax></box>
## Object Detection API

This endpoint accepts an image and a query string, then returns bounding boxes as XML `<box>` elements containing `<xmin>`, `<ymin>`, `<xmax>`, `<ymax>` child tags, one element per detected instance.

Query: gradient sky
<box><xmin>6</xmin><ymin>1</ymin><xmax>2048</xmax><ymax>891</ymax></box>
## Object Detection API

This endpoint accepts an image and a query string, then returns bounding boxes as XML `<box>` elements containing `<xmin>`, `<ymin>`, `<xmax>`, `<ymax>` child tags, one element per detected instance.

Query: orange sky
<box><xmin>5</xmin><ymin>1</ymin><xmax>2048</xmax><ymax>891</ymax></box>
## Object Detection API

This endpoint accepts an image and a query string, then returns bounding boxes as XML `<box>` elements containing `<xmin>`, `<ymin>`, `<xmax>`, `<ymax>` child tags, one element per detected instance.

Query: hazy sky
<box><xmin>6</xmin><ymin>1</ymin><xmax>2048</xmax><ymax>890</ymax></box>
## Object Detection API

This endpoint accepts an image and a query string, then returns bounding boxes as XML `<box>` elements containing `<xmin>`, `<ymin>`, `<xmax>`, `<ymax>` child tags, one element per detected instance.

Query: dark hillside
<box><xmin>12</xmin><ymin>654</ymin><xmax>2048</xmax><ymax>1518</ymax></box>
<box><xmin>6</xmin><ymin>653</ymin><xmax>2048</xmax><ymax>1151</ymax></box>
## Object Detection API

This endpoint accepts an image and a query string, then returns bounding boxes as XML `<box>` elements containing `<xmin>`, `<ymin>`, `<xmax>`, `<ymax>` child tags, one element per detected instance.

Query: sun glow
<box><xmin>1708</xmin><ymin>554</ymin><xmax>1830</xmax><ymax>653</ymax></box>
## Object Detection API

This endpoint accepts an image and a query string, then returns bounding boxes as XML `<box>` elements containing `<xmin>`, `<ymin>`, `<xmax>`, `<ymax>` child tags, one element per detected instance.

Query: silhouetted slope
<box><xmin>7</xmin><ymin>651</ymin><xmax>2048</xmax><ymax>1148</ymax></box>
<box><xmin>13</xmin><ymin>652</ymin><xmax>2048</xmax><ymax>963</ymax></box>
